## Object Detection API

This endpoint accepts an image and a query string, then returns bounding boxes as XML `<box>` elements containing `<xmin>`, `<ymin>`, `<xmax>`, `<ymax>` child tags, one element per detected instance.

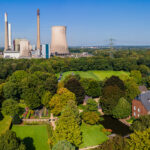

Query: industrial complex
<box><xmin>3</xmin><ymin>9</ymin><xmax>69</xmax><ymax>59</ymax></box>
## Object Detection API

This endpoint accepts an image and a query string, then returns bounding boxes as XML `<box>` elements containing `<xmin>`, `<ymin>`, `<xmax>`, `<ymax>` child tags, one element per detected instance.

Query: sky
<box><xmin>0</xmin><ymin>0</ymin><xmax>150</xmax><ymax>46</ymax></box>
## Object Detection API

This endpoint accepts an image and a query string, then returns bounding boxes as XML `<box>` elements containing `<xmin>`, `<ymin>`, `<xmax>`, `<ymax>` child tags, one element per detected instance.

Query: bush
<box><xmin>81</xmin><ymin>111</ymin><xmax>100</xmax><ymax>125</ymax></box>
<box><xmin>12</xmin><ymin>114</ymin><xmax>22</xmax><ymax>124</ymax></box>
<box><xmin>85</xmin><ymin>98</ymin><xmax>98</xmax><ymax>112</ymax></box>
<box><xmin>52</xmin><ymin>140</ymin><xmax>75</xmax><ymax>150</ymax></box>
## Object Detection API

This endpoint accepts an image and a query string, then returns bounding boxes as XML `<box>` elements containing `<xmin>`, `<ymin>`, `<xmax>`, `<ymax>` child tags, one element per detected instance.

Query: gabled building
<box><xmin>132</xmin><ymin>87</ymin><xmax>150</xmax><ymax>118</ymax></box>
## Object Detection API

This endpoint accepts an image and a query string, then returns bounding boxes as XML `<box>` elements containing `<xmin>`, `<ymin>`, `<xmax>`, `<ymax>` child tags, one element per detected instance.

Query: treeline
<box><xmin>0</xmin><ymin>55</ymin><xmax>150</xmax><ymax>81</ymax></box>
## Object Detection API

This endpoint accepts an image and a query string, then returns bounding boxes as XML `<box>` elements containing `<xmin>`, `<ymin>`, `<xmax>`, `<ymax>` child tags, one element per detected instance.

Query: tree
<box><xmin>0</xmin><ymin>83</ymin><xmax>5</xmax><ymax>107</ymax></box>
<box><xmin>49</xmin><ymin>88</ymin><xmax>76</xmax><ymax>116</ymax></box>
<box><xmin>130</xmin><ymin>70</ymin><xmax>142</xmax><ymax>84</ymax></box>
<box><xmin>130</xmin><ymin>115</ymin><xmax>150</xmax><ymax>131</ymax></box>
<box><xmin>53</xmin><ymin>102</ymin><xmax>82</xmax><ymax>147</ymax></box>
<box><xmin>112</xmin><ymin>98</ymin><xmax>131</xmax><ymax>119</ymax></box>
<box><xmin>80</xmin><ymin>78</ymin><xmax>101</xmax><ymax>97</ymax></box>
<box><xmin>101</xmin><ymin>85</ymin><xmax>125</xmax><ymax>114</ymax></box>
<box><xmin>2</xmin><ymin>99</ymin><xmax>20</xmax><ymax>116</ymax></box>
<box><xmin>3</xmin><ymin>71</ymin><xmax>28</xmax><ymax>101</ymax></box>
<box><xmin>85</xmin><ymin>98</ymin><xmax>98</xmax><ymax>112</ymax></box>
<box><xmin>96</xmin><ymin>135</ymin><xmax>127</xmax><ymax>150</ymax></box>
<box><xmin>12</xmin><ymin>114</ymin><xmax>22</xmax><ymax>124</ymax></box>
<box><xmin>0</xmin><ymin>130</ymin><xmax>26</xmax><ymax>150</ymax></box>
<box><xmin>3</xmin><ymin>82</ymin><xmax>20</xmax><ymax>100</ymax></box>
<box><xmin>100</xmin><ymin>76</ymin><xmax>126</xmax><ymax>115</ymax></box>
<box><xmin>103</xmin><ymin>76</ymin><xmax>126</xmax><ymax>91</ymax></box>
<box><xmin>138</xmin><ymin>65</ymin><xmax>150</xmax><ymax>76</ymax></box>
<box><xmin>124</xmin><ymin>79</ymin><xmax>140</xmax><ymax>103</ymax></box>
<box><xmin>126</xmin><ymin>128</ymin><xmax>150</xmax><ymax>150</ymax></box>
<box><xmin>81</xmin><ymin>111</ymin><xmax>100</xmax><ymax>125</ymax></box>
<box><xmin>21</xmin><ymin>72</ymin><xmax>58</xmax><ymax>109</ymax></box>
<box><xmin>41</xmin><ymin>91</ymin><xmax>52</xmax><ymax>108</ymax></box>
<box><xmin>64</xmin><ymin>77</ymin><xmax>85</xmax><ymax>104</ymax></box>
<box><xmin>52</xmin><ymin>140</ymin><xmax>75</xmax><ymax>150</ymax></box>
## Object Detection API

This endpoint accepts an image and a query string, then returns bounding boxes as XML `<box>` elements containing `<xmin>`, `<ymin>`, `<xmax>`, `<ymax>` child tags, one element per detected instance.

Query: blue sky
<box><xmin>0</xmin><ymin>0</ymin><xmax>150</xmax><ymax>46</ymax></box>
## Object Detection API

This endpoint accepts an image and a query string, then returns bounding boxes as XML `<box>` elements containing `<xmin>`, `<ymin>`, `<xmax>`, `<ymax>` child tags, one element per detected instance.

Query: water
<box><xmin>100</xmin><ymin>116</ymin><xmax>132</xmax><ymax>136</ymax></box>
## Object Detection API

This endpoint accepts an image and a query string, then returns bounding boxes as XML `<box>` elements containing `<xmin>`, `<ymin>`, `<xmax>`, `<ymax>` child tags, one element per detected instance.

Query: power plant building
<box><xmin>42</xmin><ymin>44</ymin><xmax>50</xmax><ymax>59</ymax></box>
<box><xmin>50</xmin><ymin>26</ymin><xmax>69</xmax><ymax>56</ymax></box>
<box><xmin>20</xmin><ymin>39</ymin><xmax>31</xmax><ymax>57</ymax></box>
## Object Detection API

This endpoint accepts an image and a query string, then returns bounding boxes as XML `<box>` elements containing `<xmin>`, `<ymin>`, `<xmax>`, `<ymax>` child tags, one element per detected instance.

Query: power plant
<box><xmin>8</xmin><ymin>23</ymin><xmax>12</xmax><ymax>50</ymax></box>
<box><xmin>37</xmin><ymin>9</ymin><xmax>41</xmax><ymax>51</ymax></box>
<box><xmin>4</xmin><ymin>13</ymin><xmax>8</xmax><ymax>51</ymax></box>
<box><xmin>2</xmin><ymin>9</ymin><xmax>70</xmax><ymax>59</ymax></box>
<box><xmin>50</xmin><ymin>26</ymin><xmax>69</xmax><ymax>56</ymax></box>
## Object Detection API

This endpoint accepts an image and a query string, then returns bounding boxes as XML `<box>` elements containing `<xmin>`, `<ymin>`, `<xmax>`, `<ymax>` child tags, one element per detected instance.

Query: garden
<box><xmin>12</xmin><ymin>125</ymin><xmax>49</xmax><ymax>150</ymax></box>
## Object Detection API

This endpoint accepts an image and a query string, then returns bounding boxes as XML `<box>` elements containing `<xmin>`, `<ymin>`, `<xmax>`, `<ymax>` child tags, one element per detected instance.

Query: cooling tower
<box><xmin>50</xmin><ymin>26</ymin><xmax>69</xmax><ymax>55</ymax></box>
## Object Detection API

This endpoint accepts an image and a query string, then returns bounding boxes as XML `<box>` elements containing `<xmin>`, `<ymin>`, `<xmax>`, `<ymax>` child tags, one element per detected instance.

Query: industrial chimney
<box><xmin>50</xmin><ymin>26</ymin><xmax>69</xmax><ymax>55</ymax></box>
<box><xmin>37</xmin><ymin>9</ymin><xmax>40</xmax><ymax>50</ymax></box>
<box><xmin>4</xmin><ymin>13</ymin><xmax>8</xmax><ymax>51</ymax></box>
<box><xmin>8</xmin><ymin>23</ymin><xmax>12</xmax><ymax>49</ymax></box>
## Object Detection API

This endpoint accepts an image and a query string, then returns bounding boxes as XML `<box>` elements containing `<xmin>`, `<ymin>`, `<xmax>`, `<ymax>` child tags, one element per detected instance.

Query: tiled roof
<box><xmin>139</xmin><ymin>86</ymin><xmax>148</xmax><ymax>93</ymax></box>
<box><xmin>136</xmin><ymin>91</ymin><xmax>150</xmax><ymax>111</ymax></box>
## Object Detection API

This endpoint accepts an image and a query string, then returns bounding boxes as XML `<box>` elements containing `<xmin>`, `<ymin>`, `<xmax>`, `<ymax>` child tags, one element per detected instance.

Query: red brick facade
<box><xmin>132</xmin><ymin>99</ymin><xmax>148</xmax><ymax>118</ymax></box>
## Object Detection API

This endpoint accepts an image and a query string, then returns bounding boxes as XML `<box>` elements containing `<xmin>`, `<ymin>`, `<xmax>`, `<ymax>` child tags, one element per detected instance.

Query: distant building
<box><xmin>3</xmin><ymin>51</ymin><xmax>20</xmax><ymax>59</ymax></box>
<box><xmin>20</xmin><ymin>39</ymin><xmax>31</xmax><ymax>57</ymax></box>
<box><xmin>132</xmin><ymin>87</ymin><xmax>150</xmax><ymax>118</ymax></box>
<box><xmin>42</xmin><ymin>44</ymin><xmax>50</xmax><ymax>59</ymax></box>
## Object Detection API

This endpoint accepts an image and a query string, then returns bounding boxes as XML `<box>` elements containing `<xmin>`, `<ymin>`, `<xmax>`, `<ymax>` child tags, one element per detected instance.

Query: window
<box><xmin>134</xmin><ymin>106</ymin><xmax>136</xmax><ymax>110</ymax></box>
<box><xmin>138</xmin><ymin>108</ymin><xmax>140</xmax><ymax>112</ymax></box>
<box><xmin>138</xmin><ymin>114</ymin><xmax>140</xmax><ymax>117</ymax></box>
<box><xmin>134</xmin><ymin>112</ymin><xmax>136</xmax><ymax>116</ymax></box>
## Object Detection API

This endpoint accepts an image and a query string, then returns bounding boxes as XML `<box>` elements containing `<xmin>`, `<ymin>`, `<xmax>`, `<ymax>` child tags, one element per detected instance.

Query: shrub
<box><xmin>81</xmin><ymin>111</ymin><xmax>100</xmax><ymax>125</ymax></box>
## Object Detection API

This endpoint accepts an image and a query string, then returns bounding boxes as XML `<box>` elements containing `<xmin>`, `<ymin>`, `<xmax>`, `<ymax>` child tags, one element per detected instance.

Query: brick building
<box><xmin>132</xmin><ymin>87</ymin><xmax>150</xmax><ymax>118</ymax></box>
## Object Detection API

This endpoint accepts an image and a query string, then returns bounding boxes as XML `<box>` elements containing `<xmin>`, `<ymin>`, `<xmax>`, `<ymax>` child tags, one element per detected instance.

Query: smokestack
<box><xmin>50</xmin><ymin>26</ymin><xmax>69</xmax><ymax>55</ymax></box>
<box><xmin>8</xmin><ymin>23</ymin><xmax>12</xmax><ymax>49</ymax></box>
<box><xmin>37</xmin><ymin>9</ymin><xmax>40</xmax><ymax>50</ymax></box>
<box><xmin>4</xmin><ymin>13</ymin><xmax>8</xmax><ymax>51</ymax></box>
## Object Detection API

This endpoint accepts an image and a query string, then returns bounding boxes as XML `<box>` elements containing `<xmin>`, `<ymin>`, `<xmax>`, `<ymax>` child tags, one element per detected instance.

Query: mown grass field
<box><xmin>79</xmin><ymin>122</ymin><xmax>108</xmax><ymax>148</ymax></box>
<box><xmin>12</xmin><ymin>125</ymin><xmax>49</xmax><ymax>150</ymax></box>
<box><xmin>59</xmin><ymin>70</ymin><xmax>130</xmax><ymax>81</ymax></box>
<box><xmin>0</xmin><ymin>115</ymin><xmax>12</xmax><ymax>135</ymax></box>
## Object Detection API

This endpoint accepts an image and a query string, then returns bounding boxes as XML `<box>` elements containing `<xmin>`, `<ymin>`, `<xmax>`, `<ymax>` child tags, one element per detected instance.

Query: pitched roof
<box><xmin>136</xmin><ymin>91</ymin><xmax>150</xmax><ymax>111</ymax></box>
<box><xmin>139</xmin><ymin>86</ymin><xmax>148</xmax><ymax>93</ymax></box>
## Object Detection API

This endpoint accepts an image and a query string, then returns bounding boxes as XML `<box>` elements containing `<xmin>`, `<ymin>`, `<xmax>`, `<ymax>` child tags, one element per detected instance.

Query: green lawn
<box><xmin>0</xmin><ymin>115</ymin><xmax>12</xmax><ymax>135</ymax></box>
<box><xmin>59</xmin><ymin>70</ymin><xmax>129</xmax><ymax>81</ymax></box>
<box><xmin>12</xmin><ymin>125</ymin><xmax>49</xmax><ymax>150</ymax></box>
<box><xmin>80</xmin><ymin>122</ymin><xmax>108</xmax><ymax>148</ymax></box>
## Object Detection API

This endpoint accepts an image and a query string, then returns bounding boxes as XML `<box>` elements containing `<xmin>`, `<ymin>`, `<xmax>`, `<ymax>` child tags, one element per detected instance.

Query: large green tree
<box><xmin>80</xmin><ymin>78</ymin><xmax>101</xmax><ymax>97</ymax></box>
<box><xmin>112</xmin><ymin>98</ymin><xmax>131</xmax><ymax>119</ymax></box>
<box><xmin>124</xmin><ymin>79</ymin><xmax>140</xmax><ymax>103</ymax></box>
<box><xmin>0</xmin><ymin>130</ymin><xmax>26</xmax><ymax>150</ymax></box>
<box><xmin>101</xmin><ymin>76</ymin><xmax>126</xmax><ymax>115</ymax></box>
<box><xmin>130</xmin><ymin>115</ymin><xmax>150</xmax><ymax>131</ymax></box>
<box><xmin>95</xmin><ymin>135</ymin><xmax>127</xmax><ymax>150</ymax></box>
<box><xmin>127</xmin><ymin>128</ymin><xmax>150</xmax><ymax>150</ymax></box>
<box><xmin>2</xmin><ymin>99</ymin><xmax>21</xmax><ymax>117</ymax></box>
<box><xmin>53</xmin><ymin>102</ymin><xmax>82</xmax><ymax>147</ymax></box>
<box><xmin>64</xmin><ymin>77</ymin><xmax>85</xmax><ymax>104</ymax></box>
<box><xmin>130</xmin><ymin>70</ymin><xmax>142</xmax><ymax>84</ymax></box>
<box><xmin>49</xmin><ymin>88</ymin><xmax>76</xmax><ymax>116</ymax></box>
<box><xmin>21</xmin><ymin>71</ymin><xmax>57</xmax><ymax>109</ymax></box>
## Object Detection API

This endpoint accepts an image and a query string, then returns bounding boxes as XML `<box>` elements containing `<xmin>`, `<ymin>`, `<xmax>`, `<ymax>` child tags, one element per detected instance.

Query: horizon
<box><xmin>0</xmin><ymin>0</ymin><xmax>150</xmax><ymax>46</ymax></box>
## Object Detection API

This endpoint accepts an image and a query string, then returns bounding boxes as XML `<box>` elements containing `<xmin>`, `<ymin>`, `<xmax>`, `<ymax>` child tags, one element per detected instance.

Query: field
<box><xmin>12</xmin><ymin>125</ymin><xmax>49</xmax><ymax>150</ymax></box>
<box><xmin>80</xmin><ymin>122</ymin><xmax>108</xmax><ymax>148</ymax></box>
<box><xmin>0</xmin><ymin>115</ymin><xmax>12</xmax><ymax>135</ymax></box>
<box><xmin>59</xmin><ymin>70</ymin><xmax>130</xmax><ymax>81</ymax></box>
